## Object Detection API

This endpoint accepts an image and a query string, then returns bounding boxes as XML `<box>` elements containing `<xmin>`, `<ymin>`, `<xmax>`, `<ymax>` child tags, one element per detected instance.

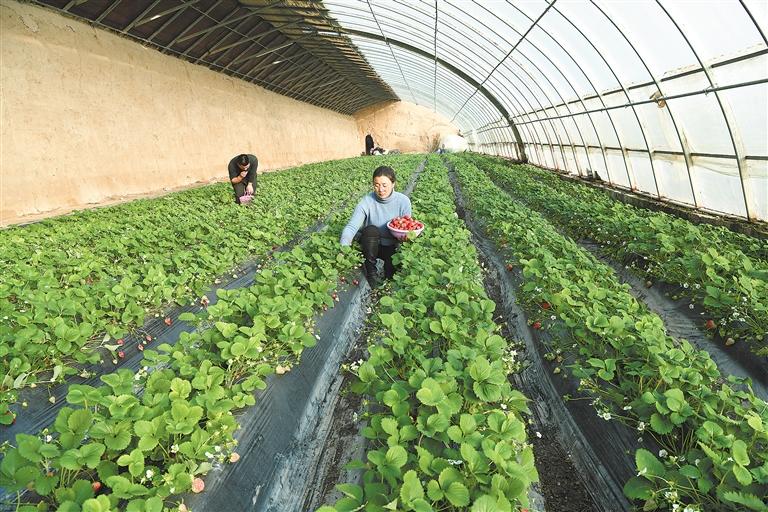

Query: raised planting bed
<box><xmin>0</xmin><ymin>154</ymin><xmax>423</xmax><ymax>421</ymax></box>
<box><xmin>319</xmin><ymin>156</ymin><xmax>539</xmax><ymax>512</ymax></box>
<box><xmin>0</xmin><ymin>158</ymin><xmax>422</xmax><ymax>511</ymax></box>
<box><xmin>449</xmin><ymin>156</ymin><xmax>768</xmax><ymax>512</ymax></box>
<box><xmin>459</xmin><ymin>153</ymin><xmax>768</xmax><ymax>356</ymax></box>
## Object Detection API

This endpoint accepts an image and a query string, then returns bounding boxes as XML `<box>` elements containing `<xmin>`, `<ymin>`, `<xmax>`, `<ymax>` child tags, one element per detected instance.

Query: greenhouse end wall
<box><xmin>0</xmin><ymin>0</ymin><xmax>367</xmax><ymax>226</ymax></box>
<box><xmin>353</xmin><ymin>100</ymin><xmax>460</xmax><ymax>154</ymax></box>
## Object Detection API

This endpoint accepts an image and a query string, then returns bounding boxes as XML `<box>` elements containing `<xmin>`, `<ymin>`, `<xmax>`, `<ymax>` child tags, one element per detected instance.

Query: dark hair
<box><xmin>237</xmin><ymin>154</ymin><xmax>250</xmax><ymax>166</ymax></box>
<box><xmin>372</xmin><ymin>165</ymin><xmax>396</xmax><ymax>183</ymax></box>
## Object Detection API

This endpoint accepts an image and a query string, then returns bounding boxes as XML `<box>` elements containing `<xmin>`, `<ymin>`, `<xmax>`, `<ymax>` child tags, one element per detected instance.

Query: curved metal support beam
<box><xmin>344</xmin><ymin>27</ymin><xmax>528</xmax><ymax>162</ymax></box>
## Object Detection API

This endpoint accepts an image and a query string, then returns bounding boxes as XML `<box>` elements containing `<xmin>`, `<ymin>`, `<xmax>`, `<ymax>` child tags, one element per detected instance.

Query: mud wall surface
<box><xmin>0</xmin><ymin>0</ymin><xmax>364</xmax><ymax>226</ymax></box>
<box><xmin>354</xmin><ymin>100</ymin><xmax>459</xmax><ymax>155</ymax></box>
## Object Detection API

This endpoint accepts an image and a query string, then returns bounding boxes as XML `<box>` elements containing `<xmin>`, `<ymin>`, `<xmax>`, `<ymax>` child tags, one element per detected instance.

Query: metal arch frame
<box><xmin>420</xmin><ymin>5</ymin><xmax>556</xmax><ymax>163</ymax></box>
<box><xmin>656</xmin><ymin>0</ymin><xmax>755</xmax><ymax>219</ymax></box>
<box><xmin>44</xmin><ymin>0</ymin><xmax>397</xmax><ymax>115</ymax></box>
<box><xmin>550</xmin><ymin>4</ymin><xmax>661</xmax><ymax>198</ymax></box>
<box><xmin>365</xmin><ymin>0</ymin><xmax>418</xmax><ymax>105</ymax></box>
<box><xmin>121</xmin><ymin>0</ymin><xmax>163</xmax><ymax>34</ymax></box>
<box><xmin>341</xmin><ymin>8</ymin><xmax>493</xmax><ymax>125</ymax></box>
<box><xmin>179</xmin><ymin>6</ymin><xmax>243</xmax><ymax>58</ymax></box>
<box><xmin>516</xmin><ymin>47</ymin><xmax>768</xmax><ymax>114</ymax></box>
<box><xmin>355</xmin><ymin>45</ymin><xmax>492</xmax><ymax>116</ymax></box>
<box><xmin>451</xmin><ymin>0</ymin><xmax>597</xmax><ymax>176</ymax></box>
<box><xmin>134</xmin><ymin>1</ymin><xmax>203</xmax><ymax>29</ymax></box>
<box><xmin>741</xmin><ymin>0</ymin><xmax>768</xmax><ymax>46</ymax></box>
<box><xmin>504</xmin><ymin>80</ymin><xmax>768</xmax><ymax>124</ymax></box>
<box><xmin>356</xmin><ymin>55</ymin><xmax>496</xmax><ymax>128</ymax></box>
<box><xmin>440</xmin><ymin>1</ymin><xmax>571</xmax><ymax>170</ymax></box>
<box><xmin>96</xmin><ymin>0</ymin><xmax>124</xmax><ymax>24</ymax></box>
<box><xmin>145</xmin><ymin>2</ymin><xmax>200</xmax><ymax>42</ymax></box>
<box><xmin>330</xmin><ymin>5</ymin><xmax>492</xmax><ymax>125</ymax></box>
<box><xmin>437</xmin><ymin>0</ymin><xmax>604</xmax><ymax>176</ymax></box>
<box><xmin>588</xmin><ymin>0</ymin><xmax>699</xmax><ymax>209</ymax></box>
<box><xmin>349</xmin><ymin>46</ymin><xmax>486</xmax><ymax>117</ymax></box>
<box><xmin>432</xmin><ymin>0</ymin><xmax>438</xmax><ymax>114</ymax></box>
<box><xmin>197</xmin><ymin>19</ymin><xmax>299</xmax><ymax>64</ymax></box>
<box><xmin>341</xmin><ymin>26</ymin><xmax>529</xmax><ymax>159</ymax></box>
<box><xmin>194</xmin><ymin>15</ymin><xmax>257</xmax><ymax>63</ymax></box>
<box><xmin>38</xmin><ymin>1</ymin><xmax>351</xmax><ymax>112</ymax></box>
<box><xmin>325</xmin><ymin>0</ymin><xmax>531</xmax><ymax>159</ymax></box>
<box><xmin>450</xmin><ymin>1</ymin><xmax>555</xmax><ymax>121</ymax></box>
<box><xmin>163</xmin><ymin>1</ymin><xmax>224</xmax><ymax>52</ymax></box>
<box><xmin>497</xmin><ymin>0</ymin><xmax>633</xmax><ymax>189</ymax></box>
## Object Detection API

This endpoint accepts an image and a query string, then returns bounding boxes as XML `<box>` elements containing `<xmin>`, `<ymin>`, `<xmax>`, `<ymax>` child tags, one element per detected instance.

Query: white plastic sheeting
<box><xmin>325</xmin><ymin>0</ymin><xmax>768</xmax><ymax>221</ymax></box>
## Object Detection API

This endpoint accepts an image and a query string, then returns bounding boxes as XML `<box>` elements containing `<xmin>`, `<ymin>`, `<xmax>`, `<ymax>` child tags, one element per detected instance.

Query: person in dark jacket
<box><xmin>365</xmin><ymin>134</ymin><xmax>374</xmax><ymax>156</ymax></box>
<box><xmin>340</xmin><ymin>166</ymin><xmax>411</xmax><ymax>286</ymax></box>
<box><xmin>228</xmin><ymin>153</ymin><xmax>258</xmax><ymax>204</ymax></box>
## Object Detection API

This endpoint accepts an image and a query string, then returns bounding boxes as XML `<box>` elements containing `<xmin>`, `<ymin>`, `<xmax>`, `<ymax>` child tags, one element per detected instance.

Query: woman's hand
<box><xmin>246</xmin><ymin>183</ymin><xmax>254</xmax><ymax>195</ymax></box>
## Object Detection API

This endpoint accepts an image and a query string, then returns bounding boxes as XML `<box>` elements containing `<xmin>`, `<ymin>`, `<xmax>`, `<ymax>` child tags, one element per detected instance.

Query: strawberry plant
<box><xmin>321</xmin><ymin>156</ymin><xmax>536</xmax><ymax>512</ymax></box>
<box><xmin>457</xmin><ymin>153</ymin><xmax>768</xmax><ymax>354</ymax></box>
<box><xmin>0</xmin><ymin>155</ymin><xmax>422</xmax><ymax>416</ymax></box>
<box><xmin>449</xmin><ymin>156</ymin><xmax>768</xmax><ymax>511</ymax></box>
<box><xmin>0</xmin><ymin>159</ymin><xmax>422</xmax><ymax>510</ymax></box>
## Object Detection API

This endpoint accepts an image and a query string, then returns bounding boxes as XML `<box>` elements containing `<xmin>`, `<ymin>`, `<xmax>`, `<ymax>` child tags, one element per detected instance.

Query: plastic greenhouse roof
<box><xmin>29</xmin><ymin>0</ymin><xmax>768</xmax><ymax>222</ymax></box>
<box><xmin>324</xmin><ymin>0</ymin><xmax>768</xmax><ymax>222</ymax></box>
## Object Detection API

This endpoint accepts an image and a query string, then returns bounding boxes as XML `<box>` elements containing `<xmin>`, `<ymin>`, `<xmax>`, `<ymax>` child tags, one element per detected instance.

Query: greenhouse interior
<box><xmin>1</xmin><ymin>0</ymin><xmax>767</xmax><ymax>511</ymax></box>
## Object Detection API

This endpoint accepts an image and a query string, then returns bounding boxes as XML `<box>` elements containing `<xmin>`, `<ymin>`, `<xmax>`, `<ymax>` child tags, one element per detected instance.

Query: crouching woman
<box><xmin>340</xmin><ymin>166</ymin><xmax>411</xmax><ymax>286</ymax></box>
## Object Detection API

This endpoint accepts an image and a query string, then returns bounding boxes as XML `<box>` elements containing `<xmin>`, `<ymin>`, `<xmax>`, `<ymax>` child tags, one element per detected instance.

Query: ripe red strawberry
<box><xmin>164</xmin><ymin>317</ymin><xmax>172</xmax><ymax>326</ymax></box>
<box><xmin>137</xmin><ymin>344</ymin><xmax>144</xmax><ymax>351</ymax></box>
<box><xmin>117</xmin><ymin>350</ymin><xmax>125</xmax><ymax>359</ymax></box>
<box><xmin>116</xmin><ymin>339</ymin><xmax>124</xmax><ymax>346</ymax></box>
<box><xmin>705</xmin><ymin>320</ymin><xmax>716</xmax><ymax>330</ymax></box>
<box><xmin>532</xmin><ymin>321</ymin><xmax>542</xmax><ymax>330</ymax></box>
<box><xmin>541</xmin><ymin>302</ymin><xmax>551</xmax><ymax>310</ymax></box>
<box><xmin>352</xmin><ymin>279</ymin><xmax>359</xmax><ymax>286</ymax></box>
<box><xmin>92</xmin><ymin>481</ymin><xmax>102</xmax><ymax>492</ymax></box>
<box><xmin>505</xmin><ymin>264</ymin><xmax>513</xmax><ymax>271</ymax></box>
<box><xmin>145</xmin><ymin>334</ymin><xmax>152</xmax><ymax>342</ymax></box>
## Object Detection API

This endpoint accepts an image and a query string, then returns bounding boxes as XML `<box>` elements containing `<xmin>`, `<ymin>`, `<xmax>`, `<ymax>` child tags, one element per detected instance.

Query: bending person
<box><xmin>340</xmin><ymin>165</ymin><xmax>411</xmax><ymax>286</ymax></box>
<box><xmin>227</xmin><ymin>153</ymin><xmax>258</xmax><ymax>204</ymax></box>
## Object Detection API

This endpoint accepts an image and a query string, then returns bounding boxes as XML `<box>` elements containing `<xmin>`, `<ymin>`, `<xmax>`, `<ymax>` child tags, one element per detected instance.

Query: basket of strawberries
<box><xmin>387</xmin><ymin>215</ymin><xmax>425</xmax><ymax>241</ymax></box>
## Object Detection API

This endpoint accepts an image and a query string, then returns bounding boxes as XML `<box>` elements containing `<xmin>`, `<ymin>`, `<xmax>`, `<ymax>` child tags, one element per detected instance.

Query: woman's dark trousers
<box><xmin>359</xmin><ymin>225</ymin><xmax>397</xmax><ymax>285</ymax></box>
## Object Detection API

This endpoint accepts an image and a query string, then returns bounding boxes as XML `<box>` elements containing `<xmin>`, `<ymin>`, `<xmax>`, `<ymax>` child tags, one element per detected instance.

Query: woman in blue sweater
<box><xmin>340</xmin><ymin>166</ymin><xmax>412</xmax><ymax>286</ymax></box>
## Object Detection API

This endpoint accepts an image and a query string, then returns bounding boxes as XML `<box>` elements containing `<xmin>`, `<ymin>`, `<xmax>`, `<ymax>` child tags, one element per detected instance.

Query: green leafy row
<box><xmin>0</xmin><ymin>155</ymin><xmax>421</xmax><ymax>418</ymax></box>
<box><xmin>449</xmin><ymin>156</ymin><xmax>768</xmax><ymax>512</ymax></box>
<box><xmin>320</xmin><ymin>156</ymin><xmax>536</xmax><ymax>512</ymax></box>
<box><xmin>458</xmin><ymin>153</ymin><xmax>768</xmax><ymax>352</ymax></box>
<box><xmin>0</xmin><ymin>160</ymin><xmax>421</xmax><ymax>511</ymax></box>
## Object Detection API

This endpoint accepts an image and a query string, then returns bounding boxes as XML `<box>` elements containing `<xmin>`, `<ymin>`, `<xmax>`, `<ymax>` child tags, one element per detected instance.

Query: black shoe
<box><xmin>366</xmin><ymin>274</ymin><xmax>381</xmax><ymax>289</ymax></box>
<box><xmin>364</xmin><ymin>259</ymin><xmax>379</xmax><ymax>288</ymax></box>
